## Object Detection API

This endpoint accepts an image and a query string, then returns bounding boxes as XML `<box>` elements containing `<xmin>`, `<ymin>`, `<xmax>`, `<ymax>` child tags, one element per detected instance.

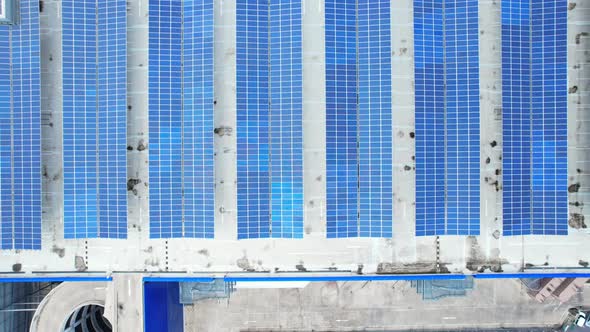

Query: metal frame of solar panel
<box><xmin>0</xmin><ymin>0</ymin><xmax>41</xmax><ymax>250</ymax></box>
<box><xmin>62</xmin><ymin>0</ymin><xmax>127</xmax><ymax>239</ymax></box>
<box><xmin>236</xmin><ymin>0</ymin><xmax>303</xmax><ymax>239</ymax></box>
<box><xmin>148</xmin><ymin>0</ymin><xmax>215</xmax><ymax>239</ymax></box>
<box><xmin>325</xmin><ymin>0</ymin><xmax>393</xmax><ymax>238</ymax></box>
<box><xmin>414</xmin><ymin>0</ymin><xmax>480</xmax><ymax>236</ymax></box>
<box><xmin>501</xmin><ymin>0</ymin><xmax>567</xmax><ymax>236</ymax></box>
<box><xmin>0</xmin><ymin>0</ymin><xmax>16</xmax><ymax>24</ymax></box>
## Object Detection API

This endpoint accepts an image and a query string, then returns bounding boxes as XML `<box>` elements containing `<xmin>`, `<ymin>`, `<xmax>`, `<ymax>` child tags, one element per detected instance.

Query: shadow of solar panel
<box><xmin>63</xmin><ymin>0</ymin><xmax>127</xmax><ymax>239</ymax></box>
<box><xmin>501</xmin><ymin>0</ymin><xmax>567</xmax><ymax>236</ymax></box>
<box><xmin>0</xmin><ymin>0</ymin><xmax>41</xmax><ymax>250</ymax></box>
<box><xmin>148</xmin><ymin>0</ymin><xmax>215</xmax><ymax>239</ymax></box>
<box><xmin>414</xmin><ymin>0</ymin><xmax>480</xmax><ymax>236</ymax></box>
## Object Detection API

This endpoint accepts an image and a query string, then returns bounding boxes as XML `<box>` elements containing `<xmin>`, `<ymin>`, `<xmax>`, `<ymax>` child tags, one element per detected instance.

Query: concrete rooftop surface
<box><xmin>0</xmin><ymin>0</ymin><xmax>588</xmax><ymax>277</ymax></box>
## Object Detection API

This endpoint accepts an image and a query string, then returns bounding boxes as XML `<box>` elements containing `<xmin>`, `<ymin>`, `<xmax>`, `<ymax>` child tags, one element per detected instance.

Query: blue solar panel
<box><xmin>183</xmin><ymin>0</ymin><xmax>215</xmax><ymax>238</ymax></box>
<box><xmin>325</xmin><ymin>0</ymin><xmax>393</xmax><ymax>238</ymax></box>
<box><xmin>414</xmin><ymin>0</ymin><xmax>480</xmax><ymax>236</ymax></box>
<box><xmin>358</xmin><ymin>0</ymin><xmax>393</xmax><ymax>237</ymax></box>
<box><xmin>63</xmin><ymin>0</ymin><xmax>127</xmax><ymax>239</ymax></box>
<box><xmin>269</xmin><ymin>0</ymin><xmax>304</xmax><ymax>238</ymax></box>
<box><xmin>444</xmin><ymin>0</ymin><xmax>480</xmax><ymax>235</ymax></box>
<box><xmin>0</xmin><ymin>0</ymin><xmax>41</xmax><ymax>250</ymax></box>
<box><xmin>236</xmin><ymin>0</ymin><xmax>303</xmax><ymax>239</ymax></box>
<box><xmin>501</xmin><ymin>0</ymin><xmax>567</xmax><ymax>236</ymax></box>
<box><xmin>325</xmin><ymin>0</ymin><xmax>358</xmax><ymax>238</ymax></box>
<box><xmin>148</xmin><ymin>0</ymin><xmax>215</xmax><ymax>239</ymax></box>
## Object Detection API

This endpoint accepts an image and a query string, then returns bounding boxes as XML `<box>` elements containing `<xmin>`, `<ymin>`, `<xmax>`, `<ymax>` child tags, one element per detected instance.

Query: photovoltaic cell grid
<box><xmin>236</xmin><ymin>0</ymin><xmax>303</xmax><ymax>239</ymax></box>
<box><xmin>0</xmin><ymin>0</ymin><xmax>41</xmax><ymax>250</ymax></box>
<box><xmin>63</xmin><ymin>0</ymin><xmax>127</xmax><ymax>239</ymax></box>
<box><xmin>501</xmin><ymin>0</ymin><xmax>567</xmax><ymax>235</ymax></box>
<box><xmin>236</xmin><ymin>0</ymin><xmax>270</xmax><ymax>239</ymax></box>
<box><xmin>326</xmin><ymin>0</ymin><xmax>357</xmax><ymax>237</ymax></box>
<box><xmin>326</xmin><ymin>0</ymin><xmax>393</xmax><ymax>238</ymax></box>
<box><xmin>149</xmin><ymin>0</ymin><xmax>215</xmax><ymax>238</ymax></box>
<box><xmin>414</xmin><ymin>0</ymin><xmax>480</xmax><ymax>236</ymax></box>
<box><xmin>183</xmin><ymin>0</ymin><xmax>215</xmax><ymax>237</ymax></box>
<box><xmin>269</xmin><ymin>0</ymin><xmax>304</xmax><ymax>238</ymax></box>
<box><xmin>414</xmin><ymin>0</ymin><xmax>445</xmax><ymax>236</ymax></box>
<box><xmin>358</xmin><ymin>0</ymin><xmax>393</xmax><ymax>237</ymax></box>
<box><xmin>444</xmin><ymin>0</ymin><xmax>480</xmax><ymax>235</ymax></box>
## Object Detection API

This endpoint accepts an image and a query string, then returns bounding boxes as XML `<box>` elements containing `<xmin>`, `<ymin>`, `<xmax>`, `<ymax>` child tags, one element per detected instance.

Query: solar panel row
<box><xmin>236</xmin><ymin>0</ymin><xmax>303</xmax><ymax>239</ymax></box>
<box><xmin>501</xmin><ymin>0</ymin><xmax>568</xmax><ymax>235</ymax></box>
<box><xmin>414</xmin><ymin>0</ymin><xmax>480</xmax><ymax>236</ymax></box>
<box><xmin>269</xmin><ymin>0</ymin><xmax>304</xmax><ymax>238</ymax></box>
<box><xmin>325</xmin><ymin>0</ymin><xmax>358</xmax><ymax>238</ymax></box>
<box><xmin>325</xmin><ymin>0</ymin><xmax>393</xmax><ymax>238</ymax></box>
<box><xmin>148</xmin><ymin>0</ymin><xmax>215</xmax><ymax>239</ymax></box>
<box><xmin>0</xmin><ymin>0</ymin><xmax>41</xmax><ymax>250</ymax></box>
<box><xmin>63</xmin><ymin>0</ymin><xmax>127</xmax><ymax>239</ymax></box>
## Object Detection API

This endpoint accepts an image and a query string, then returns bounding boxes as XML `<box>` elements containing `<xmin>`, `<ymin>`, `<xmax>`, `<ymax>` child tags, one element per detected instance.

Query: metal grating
<box><xmin>501</xmin><ymin>0</ymin><xmax>567</xmax><ymax>235</ymax></box>
<box><xmin>148</xmin><ymin>0</ymin><xmax>215</xmax><ymax>238</ymax></box>
<box><xmin>326</xmin><ymin>0</ymin><xmax>393</xmax><ymax>238</ymax></box>
<box><xmin>62</xmin><ymin>0</ymin><xmax>127</xmax><ymax>239</ymax></box>
<box><xmin>236</xmin><ymin>0</ymin><xmax>303</xmax><ymax>239</ymax></box>
<box><xmin>0</xmin><ymin>0</ymin><xmax>41</xmax><ymax>250</ymax></box>
<box><xmin>414</xmin><ymin>0</ymin><xmax>480</xmax><ymax>236</ymax></box>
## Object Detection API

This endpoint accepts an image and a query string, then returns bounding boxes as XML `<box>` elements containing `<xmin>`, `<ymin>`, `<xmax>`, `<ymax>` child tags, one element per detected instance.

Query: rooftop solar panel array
<box><xmin>236</xmin><ymin>0</ymin><xmax>303</xmax><ymax>239</ymax></box>
<box><xmin>501</xmin><ymin>0</ymin><xmax>567</xmax><ymax>235</ymax></box>
<box><xmin>0</xmin><ymin>0</ymin><xmax>41</xmax><ymax>250</ymax></box>
<box><xmin>149</xmin><ymin>0</ymin><xmax>215</xmax><ymax>238</ymax></box>
<box><xmin>325</xmin><ymin>0</ymin><xmax>393</xmax><ymax>238</ymax></box>
<box><xmin>414</xmin><ymin>0</ymin><xmax>480</xmax><ymax>236</ymax></box>
<box><xmin>63</xmin><ymin>0</ymin><xmax>127</xmax><ymax>239</ymax></box>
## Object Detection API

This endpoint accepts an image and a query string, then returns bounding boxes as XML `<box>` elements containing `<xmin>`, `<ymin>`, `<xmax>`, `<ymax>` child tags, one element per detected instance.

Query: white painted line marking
<box><xmin>443</xmin><ymin>317</ymin><xmax>456</xmax><ymax>320</ymax></box>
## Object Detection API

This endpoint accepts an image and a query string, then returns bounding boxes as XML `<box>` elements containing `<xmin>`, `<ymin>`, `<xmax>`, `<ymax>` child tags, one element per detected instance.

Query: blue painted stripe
<box><xmin>473</xmin><ymin>273</ymin><xmax>590</xmax><ymax>279</ymax></box>
<box><xmin>0</xmin><ymin>276</ymin><xmax>113</xmax><ymax>282</ymax></box>
<box><xmin>143</xmin><ymin>277</ymin><xmax>216</xmax><ymax>283</ymax></box>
